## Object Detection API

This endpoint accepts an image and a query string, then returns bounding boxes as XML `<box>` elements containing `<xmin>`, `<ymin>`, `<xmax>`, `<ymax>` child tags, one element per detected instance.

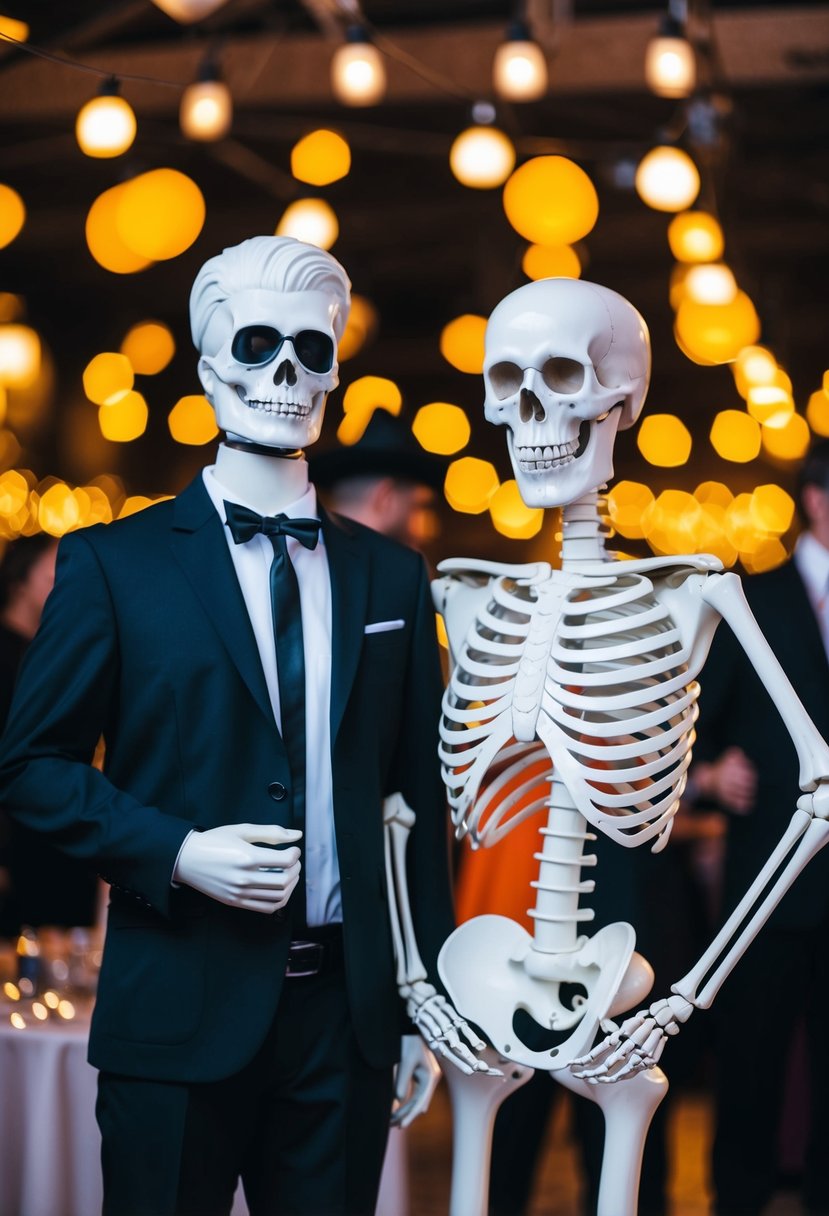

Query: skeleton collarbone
<box><xmin>440</xmin><ymin>552</ymin><xmax>722</xmax><ymax>851</ymax></box>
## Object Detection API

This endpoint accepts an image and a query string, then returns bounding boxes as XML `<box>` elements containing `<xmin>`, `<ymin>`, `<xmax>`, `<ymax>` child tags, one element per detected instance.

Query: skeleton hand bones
<box><xmin>402</xmin><ymin>977</ymin><xmax>501</xmax><ymax>1077</ymax></box>
<box><xmin>571</xmin><ymin>994</ymin><xmax>693</xmax><ymax>1083</ymax></box>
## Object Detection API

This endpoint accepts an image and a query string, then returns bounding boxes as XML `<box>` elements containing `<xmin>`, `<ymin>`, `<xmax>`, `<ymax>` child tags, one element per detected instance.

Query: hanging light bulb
<box><xmin>635</xmin><ymin>145</ymin><xmax>699</xmax><ymax>212</ymax></box>
<box><xmin>180</xmin><ymin>60</ymin><xmax>232</xmax><ymax>141</ymax></box>
<box><xmin>644</xmin><ymin>10</ymin><xmax>696</xmax><ymax>98</ymax></box>
<box><xmin>75</xmin><ymin>78</ymin><xmax>137</xmax><ymax>159</ymax></box>
<box><xmin>492</xmin><ymin>19</ymin><xmax>548</xmax><ymax>102</ymax></box>
<box><xmin>450</xmin><ymin>103</ymin><xmax>515</xmax><ymax>190</ymax></box>
<box><xmin>276</xmin><ymin>199</ymin><xmax>339</xmax><ymax>250</ymax></box>
<box><xmin>684</xmin><ymin>262</ymin><xmax>738</xmax><ymax>305</ymax></box>
<box><xmin>331</xmin><ymin>26</ymin><xmax>386</xmax><ymax>107</ymax></box>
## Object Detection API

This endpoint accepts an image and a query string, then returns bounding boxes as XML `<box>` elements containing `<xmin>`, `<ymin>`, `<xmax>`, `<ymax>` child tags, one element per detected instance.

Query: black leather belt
<box><xmin>284</xmin><ymin>925</ymin><xmax>343</xmax><ymax>978</ymax></box>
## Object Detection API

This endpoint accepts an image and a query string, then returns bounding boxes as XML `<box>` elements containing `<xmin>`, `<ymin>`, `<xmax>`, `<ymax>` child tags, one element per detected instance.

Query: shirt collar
<box><xmin>794</xmin><ymin>529</ymin><xmax>829</xmax><ymax>608</ymax></box>
<box><xmin>202</xmin><ymin>464</ymin><xmax>319</xmax><ymax>525</ymax></box>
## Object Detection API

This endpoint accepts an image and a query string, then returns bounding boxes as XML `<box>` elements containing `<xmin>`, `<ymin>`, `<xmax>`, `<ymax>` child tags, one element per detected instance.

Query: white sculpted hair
<box><xmin>189</xmin><ymin>235</ymin><xmax>352</xmax><ymax>355</ymax></box>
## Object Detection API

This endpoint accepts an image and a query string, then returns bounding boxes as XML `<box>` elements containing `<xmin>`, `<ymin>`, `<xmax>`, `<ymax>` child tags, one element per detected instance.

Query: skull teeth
<box><xmin>244</xmin><ymin>400</ymin><xmax>311</xmax><ymax>417</ymax></box>
<box><xmin>516</xmin><ymin>440</ymin><xmax>578</xmax><ymax>471</ymax></box>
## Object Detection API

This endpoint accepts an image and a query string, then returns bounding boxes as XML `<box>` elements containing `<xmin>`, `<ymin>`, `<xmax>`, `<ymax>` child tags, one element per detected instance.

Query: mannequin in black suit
<box><xmin>0</xmin><ymin>236</ymin><xmax>471</xmax><ymax>1216</ymax></box>
<box><xmin>693</xmin><ymin>440</ymin><xmax>829</xmax><ymax>1216</ymax></box>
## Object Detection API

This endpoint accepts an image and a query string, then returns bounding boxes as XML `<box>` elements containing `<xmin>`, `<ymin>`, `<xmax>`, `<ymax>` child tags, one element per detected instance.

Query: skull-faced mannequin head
<box><xmin>190</xmin><ymin>236</ymin><xmax>351</xmax><ymax>453</ymax></box>
<box><xmin>484</xmin><ymin>278</ymin><xmax>650</xmax><ymax>508</ymax></box>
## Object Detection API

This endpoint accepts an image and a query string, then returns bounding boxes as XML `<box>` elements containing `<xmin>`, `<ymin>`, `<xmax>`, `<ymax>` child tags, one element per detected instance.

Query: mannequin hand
<box><xmin>402</xmin><ymin>980</ymin><xmax>502</xmax><ymax>1077</ymax></box>
<box><xmin>570</xmin><ymin>995</ymin><xmax>693</xmax><ymax>1083</ymax></box>
<box><xmin>391</xmin><ymin>1034</ymin><xmax>441</xmax><ymax>1129</ymax></box>
<box><xmin>174</xmin><ymin>824</ymin><xmax>302</xmax><ymax>913</ymax></box>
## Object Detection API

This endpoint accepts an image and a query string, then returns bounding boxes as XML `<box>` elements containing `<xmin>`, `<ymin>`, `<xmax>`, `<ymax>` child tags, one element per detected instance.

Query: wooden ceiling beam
<box><xmin>0</xmin><ymin>6</ymin><xmax>826</xmax><ymax>122</ymax></box>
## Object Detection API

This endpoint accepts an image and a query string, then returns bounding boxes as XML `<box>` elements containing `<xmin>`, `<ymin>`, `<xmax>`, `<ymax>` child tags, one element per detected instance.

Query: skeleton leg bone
<box><xmin>440</xmin><ymin>1048</ymin><xmax>533</xmax><ymax>1216</ymax></box>
<box><xmin>556</xmin><ymin>1064</ymin><xmax>670</xmax><ymax>1216</ymax></box>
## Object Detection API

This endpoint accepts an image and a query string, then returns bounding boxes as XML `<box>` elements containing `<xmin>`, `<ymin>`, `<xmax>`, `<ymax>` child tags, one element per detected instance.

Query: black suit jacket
<box><xmin>0</xmin><ymin>475</ymin><xmax>454</xmax><ymax>1082</ymax></box>
<box><xmin>694</xmin><ymin>559</ymin><xmax>829</xmax><ymax>930</ymax></box>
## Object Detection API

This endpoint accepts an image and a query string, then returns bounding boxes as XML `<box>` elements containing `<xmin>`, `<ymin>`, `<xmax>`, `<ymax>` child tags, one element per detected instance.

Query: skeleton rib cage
<box><xmin>439</xmin><ymin>568</ymin><xmax>699</xmax><ymax>852</ymax></box>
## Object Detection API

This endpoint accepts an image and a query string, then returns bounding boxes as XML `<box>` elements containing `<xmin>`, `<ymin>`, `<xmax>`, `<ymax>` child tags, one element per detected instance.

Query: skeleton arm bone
<box><xmin>573</xmin><ymin>572</ymin><xmax>829</xmax><ymax>1081</ymax></box>
<box><xmin>383</xmin><ymin>793</ymin><xmax>501</xmax><ymax>1086</ymax></box>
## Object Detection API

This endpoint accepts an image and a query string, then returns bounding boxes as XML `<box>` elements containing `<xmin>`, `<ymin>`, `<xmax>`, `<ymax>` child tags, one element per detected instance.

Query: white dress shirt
<box><xmin>203</xmin><ymin>465</ymin><xmax>342</xmax><ymax>926</ymax></box>
<box><xmin>794</xmin><ymin>529</ymin><xmax>829</xmax><ymax>660</ymax></box>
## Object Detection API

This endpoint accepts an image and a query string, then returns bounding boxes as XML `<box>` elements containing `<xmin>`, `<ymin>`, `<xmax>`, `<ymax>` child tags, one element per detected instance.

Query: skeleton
<box><xmin>428</xmin><ymin>277</ymin><xmax>829</xmax><ymax>1216</ymax></box>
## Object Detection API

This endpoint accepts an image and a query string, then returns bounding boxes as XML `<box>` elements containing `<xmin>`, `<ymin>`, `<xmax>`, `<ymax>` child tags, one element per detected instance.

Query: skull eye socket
<box><xmin>488</xmin><ymin>361</ymin><xmax>523</xmax><ymax>401</ymax></box>
<box><xmin>541</xmin><ymin>358</ymin><xmax>584</xmax><ymax>394</ymax></box>
<box><xmin>231</xmin><ymin>325</ymin><xmax>335</xmax><ymax>374</ymax></box>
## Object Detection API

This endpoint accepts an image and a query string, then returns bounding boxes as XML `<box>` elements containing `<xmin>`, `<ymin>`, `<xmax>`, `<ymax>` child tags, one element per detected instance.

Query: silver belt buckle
<box><xmin>285</xmin><ymin>940</ymin><xmax>324</xmax><ymax>978</ymax></box>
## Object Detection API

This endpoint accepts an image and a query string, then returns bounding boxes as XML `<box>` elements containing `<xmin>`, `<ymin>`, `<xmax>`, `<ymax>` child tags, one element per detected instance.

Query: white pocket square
<box><xmin>364</xmin><ymin>619</ymin><xmax>405</xmax><ymax>634</ymax></box>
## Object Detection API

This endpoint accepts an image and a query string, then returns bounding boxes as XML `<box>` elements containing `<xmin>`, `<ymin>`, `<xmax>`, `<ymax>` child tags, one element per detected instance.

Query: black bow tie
<box><xmin>223</xmin><ymin>501</ymin><xmax>321</xmax><ymax>550</ymax></box>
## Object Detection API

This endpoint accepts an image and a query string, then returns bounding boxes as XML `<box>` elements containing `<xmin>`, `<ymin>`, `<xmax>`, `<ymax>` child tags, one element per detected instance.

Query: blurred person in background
<box><xmin>693</xmin><ymin>438</ymin><xmax>829</xmax><ymax>1216</ymax></box>
<box><xmin>310</xmin><ymin>410</ymin><xmax>445</xmax><ymax>554</ymax></box>
<box><xmin>0</xmin><ymin>534</ymin><xmax>99</xmax><ymax>935</ymax></box>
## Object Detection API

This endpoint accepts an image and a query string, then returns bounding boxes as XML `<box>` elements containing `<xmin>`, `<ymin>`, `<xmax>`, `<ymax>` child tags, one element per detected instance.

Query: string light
<box><xmin>180</xmin><ymin>61</ymin><xmax>232</xmax><ymax>141</ymax></box>
<box><xmin>635</xmin><ymin>146</ymin><xmax>700</xmax><ymax>212</ymax></box>
<box><xmin>492</xmin><ymin>19</ymin><xmax>548</xmax><ymax>102</ymax></box>
<box><xmin>331</xmin><ymin>26</ymin><xmax>386</xmax><ymax>107</ymax></box>
<box><xmin>503</xmin><ymin>156</ymin><xmax>599</xmax><ymax>245</ymax></box>
<box><xmin>450</xmin><ymin>107</ymin><xmax>515</xmax><ymax>190</ymax></box>
<box><xmin>275</xmin><ymin>198</ymin><xmax>339</xmax><ymax>251</ymax></box>
<box><xmin>644</xmin><ymin>9</ymin><xmax>696</xmax><ymax>98</ymax></box>
<box><xmin>75</xmin><ymin>78</ymin><xmax>136</xmax><ymax>159</ymax></box>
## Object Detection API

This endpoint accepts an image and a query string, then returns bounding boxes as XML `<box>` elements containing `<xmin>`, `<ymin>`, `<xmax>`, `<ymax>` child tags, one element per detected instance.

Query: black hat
<box><xmin>309</xmin><ymin>410</ymin><xmax>448</xmax><ymax>490</ymax></box>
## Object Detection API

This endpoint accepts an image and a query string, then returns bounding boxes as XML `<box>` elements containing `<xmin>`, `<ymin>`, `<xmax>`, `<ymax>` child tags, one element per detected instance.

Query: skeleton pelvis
<box><xmin>438</xmin><ymin>915</ymin><xmax>636</xmax><ymax>1070</ymax></box>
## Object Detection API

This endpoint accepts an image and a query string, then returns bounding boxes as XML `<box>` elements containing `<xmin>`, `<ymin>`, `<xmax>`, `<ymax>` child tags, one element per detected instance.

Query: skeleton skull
<box><xmin>483</xmin><ymin>278</ymin><xmax>650</xmax><ymax>508</ymax></box>
<box><xmin>198</xmin><ymin>286</ymin><xmax>341</xmax><ymax>450</ymax></box>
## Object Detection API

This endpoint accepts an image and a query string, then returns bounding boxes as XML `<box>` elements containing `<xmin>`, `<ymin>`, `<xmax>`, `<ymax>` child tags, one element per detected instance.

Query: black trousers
<box><xmin>712</xmin><ymin>917</ymin><xmax>829</xmax><ymax>1216</ymax></box>
<box><xmin>96</xmin><ymin>948</ymin><xmax>394</xmax><ymax>1216</ymax></box>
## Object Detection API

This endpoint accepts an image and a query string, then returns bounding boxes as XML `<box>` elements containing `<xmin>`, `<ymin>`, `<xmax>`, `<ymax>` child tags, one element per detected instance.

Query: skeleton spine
<box><xmin>559</xmin><ymin>490</ymin><xmax>610</xmax><ymax>571</ymax></box>
<box><xmin>530</xmin><ymin>776</ymin><xmax>597</xmax><ymax>953</ymax></box>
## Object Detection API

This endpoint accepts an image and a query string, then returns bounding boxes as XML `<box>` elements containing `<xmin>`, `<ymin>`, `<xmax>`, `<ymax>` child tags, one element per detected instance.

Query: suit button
<box><xmin>268</xmin><ymin>781</ymin><xmax>287</xmax><ymax>801</ymax></box>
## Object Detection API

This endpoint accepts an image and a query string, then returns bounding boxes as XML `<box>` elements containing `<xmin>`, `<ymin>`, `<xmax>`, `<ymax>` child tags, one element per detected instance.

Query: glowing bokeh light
<box><xmin>761</xmin><ymin>412</ymin><xmax>810</xmax><ymax>462</ymax></box>
<box><xmin>168</xmin><ymin>394</ymin><xmax>219</xmax><ymax>445</ymax></box>
<box><xmin>338</xmin><ymin>295</ymin><xmax>378</xmax><ymax>362</ymax></box>
<box><xmin>709</xmin><ymin>410</ymin><xmax>761</xmax><ymax>463</ymax></box>
<box><xmin>607</xmin><ymin>480</ymin><xmax>654</xmax><ymax>540</ymax></box>
<box><xmin>98</xmin><ymin>391</ymin><xmax>149</xmax><ymax>442</ymax></box>
<box><xmin>806</xmin><ymin>389</ymin><xmax>829</xmax><ymax>437</ymax></box>
<box><xmin>275</xmin><ymin>198</ymin><xmax>338</xmax><ymax>250</ymax></box>
<box><xmin>684</xmin><ymin>263</ymin><xmax>737</xmax><ymax>306</ymax></box>
<box><xmin>694</xmin><ymin>481</ymin><xmax>733</xmax><ymax>509</ymax></box>
<box><xmin>330</xmin><ymin>37</ymin><xmax>386</xmax><ymax>107</ymax></box>
<box><xmin>675</xmin><ymin>291</ymin><xmax>761</xmax><ymax>365</ymax></box>
<box><xmin>490</xmin><ymin>479</ymin><xmax>543</xmax><ymax>538</ymax></box>
<box><xmin>412</xmin><ymin>403</ymin><xmax>470</xmax><ymax>455</ymax></box>
<box><xmin>503</xmin><ymin>156</ymin><xmax>599</xmax><ymax>246</ymax></box>
<box><xmin>522</xmin><ymin>244</ymin><xmax>581</xmax><ymax>281</ymax></box>
<box><xmin>75</xmin><ymin>93</ymin><xmax>137</xmax><ymax>159</ymax></box>
<box><xmin>444</xmin><ymin>457</ymin><xmax>499</xmax><ymax>514</ymax></box>
<box><xmin>493</xmin><ymin>37</ymin><xmax>548</xmax><ymax>101</ymax></box>
<box><xmin>0</xmin><ymin>183</ymin><xmax>25</xmax><ymax>250</ymax></box>
<box><xmin>635</xmin><ymin>146</ymin><xmax>699</xmax><ymax>212</ymax></box>
<box><xmin>637</xmin><ymin>414</ymin><xmax>692</xmax><ymax>467</ymax></box>
<box><xmin>291</xmin><ymin>129</ymin><xmax>351</xmax><ymax>186</ymax></box>
<box><xmin>120</xmin><ymin>321</ymin><xmax>175</xmax><ymax>375</ymax></box>
<box><xmin>83</xmin><ymin>352</ymin><xmax>134</xmax><ymax>406</ymax></box>
<box><xmin>0</xmin><ymin>325</ymin><xmax>40</xmax><ymax>388</ymax></box>
<box><xmin>449</xmin><ymin>126</ymin><xmax>516</xmax><ymax>189</ymax></box>
<box><xmin>750</xmin><ymin>484</ymin><xmax>795</xmax><ymax>535</ymax></box>
<box><xmin>667</xmin><ymin>211</ymin><xmax>724</xmax><ymax>263</ymax></box>
<box><xmin>179</xmin><ymin>79</ymin><xmax>232</xmax><ymax>141</ymax></box>
<box><xmin>86</xmin><ymin>184</ymin><xmax>153</xmax><ymax>275</ymax></box>
<box><xmin>439</xmin><ymin>315</ymin><xmax>487</xmax><ymax>375</ymax></box>
<box><xmin>117</xmin><ymin>170</ymin><xmax>206</xmax><ymax>261</ymax></box>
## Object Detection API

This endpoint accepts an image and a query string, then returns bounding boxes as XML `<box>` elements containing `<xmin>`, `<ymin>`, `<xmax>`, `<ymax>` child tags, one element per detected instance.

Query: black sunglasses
<box><xmin>231</xmin><ymin>324</ymin><xmax>335</xmax><ymax>375</ymax></box>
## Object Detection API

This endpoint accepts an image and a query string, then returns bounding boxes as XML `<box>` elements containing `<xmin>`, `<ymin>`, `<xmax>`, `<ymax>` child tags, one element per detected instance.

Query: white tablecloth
<box><xmin>0</xmin><ymin>1004</ymin><xmax>101</xmax><ymax>1216</ymax></box>
<box><xmin>0</xmin><ymin>1000</ymin><xmax>405</xmax><ymax>1216</ymax></box>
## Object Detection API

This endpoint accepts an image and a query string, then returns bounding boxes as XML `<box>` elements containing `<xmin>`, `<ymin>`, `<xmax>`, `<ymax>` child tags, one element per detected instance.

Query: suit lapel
<box><xmin>169</xmin><ymin>475</ymin><xmax>276</xmax><ymax>730</ymax></box>
<box><xmin>321</xmin><ymin>507</ymin><xmax>369</xmax><ymax>742</ymax></box>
